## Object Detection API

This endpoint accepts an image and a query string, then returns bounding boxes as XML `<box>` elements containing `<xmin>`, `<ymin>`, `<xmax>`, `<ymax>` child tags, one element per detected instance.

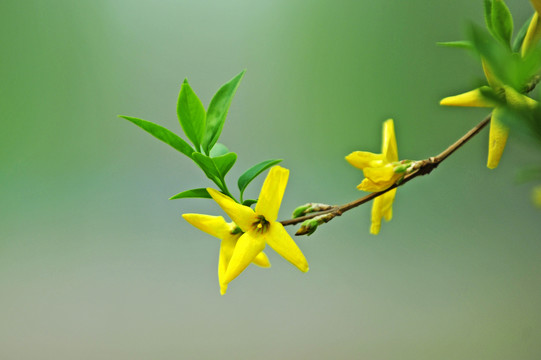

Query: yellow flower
<box><xmin>441</xmin><ymin>5</ymin><xmax>541</xmax><ymax>169</ymax></box>
<box><xmin>195</xmin><ymin>166</ymin><xmax>308</xmax><ymax>293</ymax></box>
<box><xmin>182</xmin><ymin>214</ymin><xmax>271</xmax><ymax>295</ymax></box>
<box><xmin>533</xmin><ymin>185</ymin><xmax>541</xmax><ymax>208</ymax></box>
<box><xmin>346</xmin><ymin>119</ymin><xmax>400</xmax><ymax>234</ymax></box>
<box><xmin>440</xmin><ymin>85</ymin><xmax>537</xmax><ymax>169</ymax></box>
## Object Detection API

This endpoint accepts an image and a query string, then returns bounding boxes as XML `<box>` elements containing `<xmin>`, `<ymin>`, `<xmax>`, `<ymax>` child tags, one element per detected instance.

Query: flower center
<box><xmin>252</xmin><ymin>215</ymin><xmax>270</xmax><ymax>234</ymax></box>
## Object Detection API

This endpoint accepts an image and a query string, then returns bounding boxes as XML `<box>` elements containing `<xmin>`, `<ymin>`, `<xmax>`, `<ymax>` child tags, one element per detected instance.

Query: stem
<box><xmin>280</xmin><ymin>114</ymin><xmax>491</xmax><ymax>228</ymax></box>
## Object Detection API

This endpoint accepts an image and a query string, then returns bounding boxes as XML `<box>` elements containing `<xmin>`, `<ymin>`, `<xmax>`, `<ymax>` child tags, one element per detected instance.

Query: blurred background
<box><xmin>1</xmin><ymin>0</ymin><xmax>541</xmax><ymax>359</ymax></box>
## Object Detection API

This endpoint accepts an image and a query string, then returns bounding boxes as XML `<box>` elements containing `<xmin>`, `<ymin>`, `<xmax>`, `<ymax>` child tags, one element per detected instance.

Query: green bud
<box><xmin>292</xmin><ymin>203</ymin><xmax>334</xmax><ymax>218</ymax></box>
<box><xmin>295</xmin><ymin>212</ymin><xmax>336</xmax><ymax>236</ymax></box>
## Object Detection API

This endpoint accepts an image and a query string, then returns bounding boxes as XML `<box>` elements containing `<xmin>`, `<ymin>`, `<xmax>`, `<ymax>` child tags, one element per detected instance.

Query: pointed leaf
<box><xmin>202</xmin><ymin>70</ymin><xmax>245</xmax><ymax>153</ymax></box>
<box><xmin>192</xmin><ymin>152</ymin><xmax>221</xmax><ymax>184</ymax></box>
<box><xmin>213</xmin><ymin>152</ymin><xmax>237</xmax><ymax>177</ymax></box>
<box><xmin>491</xmin><ymin>0</ymin><xmax>513</xmax><ymax>46</ymax></box>
<box><xmin>237</xmin><ymin>159</ymin><xmax>283</xmax><ymax>197</ymax></box>
<box><xmin>169</xmin><ymin>188</ymin><xmax>211</xmax><ymax>200</ymax></box>
<box><xmin>512</xmin><ymin>14</ymin><xmax>534</xmax><ymax>53</ymax></box>
<box><xmin>118</xmin><ymin>115</ymin><xmax>194</xmax><ymax>159</ymax></box>
<box><xmin>242</xmin><ymin>199</ymin><xmax>258</xmax><ymax>207</ymax></box>
<box><xmin>177</xmin><ymin>79</ymin><xmax>206</xmax><ymax>150</ymax></box>
<box><xmin>436</xmin><ymin>40</ymin><xmax>473</xmax><ymax>50</ymax></box>
<box><xmin>209</xmin><ymin>143</ymin><xmax>229</xmax><ymax>157</ymax></box>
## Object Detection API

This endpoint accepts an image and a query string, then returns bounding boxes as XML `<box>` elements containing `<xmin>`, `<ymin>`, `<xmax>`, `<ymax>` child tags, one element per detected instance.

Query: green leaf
<box><xmin>237</xmin><ymin>159</ymin><xmax>282</xmax><ymax>198</ymax></box>
<box><xmin>209</xmin><ymin>143</ymin><xmax>229</xmax><ymax>157</ymax></box>
<box><xmin>169</xmin><ymin>188</ymin><xmax>211</xmax><ymax>200</ymax></box>
<box><xmin>177</xmin><ymin>79</ymin><xmax>206</xmax><ymax>151</ymax></box>
<box><xmin>201</xmin><ymin>70</ymin><xmax>246</xmax><ymax>154</ymax></box>
<box><xmin>242</xmin><ymin>199</ymin><xmax>258</xmax><ymax>207</ymax></box>
<box><xmin>436</xmin><ymin>40</ymin><xmax>473</xmax><ymax>50</ymax></box>
<box><xmin>484</xmin><ymin>0</ymin><xmax>493</xmax><ymax>32</ymax></box>
<box><xmin>213</xmin><ymin>152</ymin><xmax>237</xmax><ymax>177</ymax></box>
<box><xmin>118</xmin><ymin>115</ymin><xmax>194</xmax><ymax>159</ymax></box>
<box><xmin>513</xmin><ymin>14</ymin><xmax>534</xmax><ymax>53</ymax></box>
<box><xmin>491</xmin><ymin>0</ymin><xmax>513</xmax><ymax>46</ymax></box>
<box><xmin>192</xmin><ymin>152</ymin><xmax>221</xmax><ymax>184</ymax></box>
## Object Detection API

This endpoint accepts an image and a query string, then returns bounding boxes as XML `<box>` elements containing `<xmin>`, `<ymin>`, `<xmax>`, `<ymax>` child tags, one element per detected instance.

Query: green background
<box><xmin>2</xmin><ymin>0</ymin><xmax>541</xmax><ymax>359</ymax></box>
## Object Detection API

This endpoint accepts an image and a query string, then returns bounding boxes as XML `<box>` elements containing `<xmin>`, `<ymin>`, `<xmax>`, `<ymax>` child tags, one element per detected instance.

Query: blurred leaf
<box><xmin>491</xmin><ymin>0</ymin><xmax>513</xmax><ymax>46</ymax></box>
<box><xmin>237</xmin><ymin>159</ymin><xmax>282</xmax><ymax>197</ymax></box>
<box><xmin>118</xmin><ymin>115</ymin><xmax>194</xmax><ymax>159</ymax></box>
<box><xmin>437</xmin><ymin>40</ymin><xmax>473</xmax><ymax>50</ymax></box>
<box><xmin>209</xmin><ymin>143</ymin><xmax>229</xmax><ymax>157</ymax></box>
<box><xmin>484</xmin><ymin>0</ymin><xmax>493</xmax><ymax>31</ymax></box>
<box><xmin>201</xmin><ymin>70</ymin><xmax>245</xmax><ymax>154</ymax></box>
<box><xmin>192</xmin><ymin>152</ymin><xmax>222</xmax><ymax>184</ymax></box>
<box><xmin>512</xmin><ymin>14</ymin><xmax>533</xmax><ymax>53</ymax></box>
<box><xmin>169</xmin><ymin>188</ymin><xmax>211</xmax><ymax>200</ymax></box>
<box><xmin>242</xmin><ymin>199</ymin><xmax>258</xmax><ymax>207</ymax></box>
<box><xmin>498</xmin><ymin>105</ymin><xmax>541</xmax><ymax>145</ymax></box>
<box><xmin>177</xmin><ymin>79</ymin><xmax>206</xmax><ymax>151</ymax></box>
<box><xmin>213</xmin><ymin>152</ymin><xmax>237</xmax><ymax>177</ymax></box>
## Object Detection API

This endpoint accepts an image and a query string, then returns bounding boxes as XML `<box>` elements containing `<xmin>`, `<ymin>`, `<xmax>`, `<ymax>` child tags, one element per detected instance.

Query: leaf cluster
<box><xmin>119</xmin><ymin>71</ymin><xmax>281</xmax><ymax>205</ymax></box>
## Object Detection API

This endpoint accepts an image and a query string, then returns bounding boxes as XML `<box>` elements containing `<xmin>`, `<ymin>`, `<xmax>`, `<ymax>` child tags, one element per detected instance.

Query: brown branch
<box><xmin>280</xmin><ymin>77</ymin><xmax>540</xmax><ymax>233</ymax></box>
<box><xmin>280</xmin><ymin>113</ymin><xmax>492</xmax><ymax>230</ymax></box>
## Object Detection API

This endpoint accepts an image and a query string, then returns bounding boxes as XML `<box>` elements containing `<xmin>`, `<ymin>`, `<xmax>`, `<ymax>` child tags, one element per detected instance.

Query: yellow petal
<box><xmin>345</xmin><ymin>151</ymin><xmax>385</xmax><ymax>170</ymax></box>
<box><xmin>370</xmin><ymin>189</ymin><xmax>396</xmax><ymax>235</ymax></box>
<box><xmin>522</xmin><ymin>12</ymin><xmax>541</xmax><ymax>56</ymax></box>
<box><xmin>265</xmin><ymin>222</ymin><xmax>309</xmax><ymax>272</ymax></box>
<box><xmin>182</xmin><ymin>214</ymin><xmax>231</xmax><ymax>239</ymax></box>
<box><xmin>223</xmin><ymin>231</ymin><xmax>266</xmax><ymax>284</ymax></box>
<box><xmin>253</xmin><ymin>252</ymin><xmax>271</xmax><ymax>268</ymax></box>
<box><xmin>531</xmin><ymin>0</ymin><xmax>541</xmax><ymax>17</ymax></box>
<box><xmin>440</xmin><ymin>88</ymin><xmax>494</xmax><ymax>108</ymax></box>
<box><xmin>363</xmin><ymin>165</ymin><xmax>396</xmax><ymax>184</ymax></box>
<box><xmin>218</xmin><ymin>236</ymin><xmax>238</xmax><ymax>294</ymax></box>
<box><xmin>487</xmin><ymin>108</ymin><xmax>510</xmax><ymax>169</ymax></box>
<box><xmin>255</xmin><ymin>166</ymin><xmax>289</xmax><ymax>223</ymax></box>
<box><xmin>532</xmin><ymin>185</ymin><xmax>541</xmax><ymax>208</ymax></box>
<box><xmin>207</xmin><ymin>188</ymin><xmax>256</xmax><ymax>231</ymax></box>
<box><xmin>382</xmin><ymin>119</ymin><xmax>399</xmax><ymax>162</ymax></box>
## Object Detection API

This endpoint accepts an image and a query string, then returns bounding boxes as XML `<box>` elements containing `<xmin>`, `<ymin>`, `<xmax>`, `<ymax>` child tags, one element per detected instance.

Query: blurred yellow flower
<box><xmin>346</xmin><ymin>119</ymin><xmax>400</xmax><ymax>234</ymax></box>
<box><xmin>440</xmin><ymin>85</ymin><xmax>537</xmax><ymax>169</ymax></box>
<box><xmin>191</xmin><ymin>166</ymin><xmax>308</xmax><ymax>293</ymax></box>
<box><xmin>182</xmin><ymin>214</ymin><xmax>270</xmax><ymax>295</ymax></box>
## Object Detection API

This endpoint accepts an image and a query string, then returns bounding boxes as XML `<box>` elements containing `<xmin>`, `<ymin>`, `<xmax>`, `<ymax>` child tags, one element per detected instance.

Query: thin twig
<box><xmin>280</xmin><ymin>114</ymin><xmax>492</xmax><ymax>228</ymax></box>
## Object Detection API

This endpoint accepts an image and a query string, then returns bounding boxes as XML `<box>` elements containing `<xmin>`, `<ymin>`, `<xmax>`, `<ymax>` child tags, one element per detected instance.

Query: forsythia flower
<box><xmin>182</xmin><ymin>214</ymin><xmax>271</xmax><ymax>295</ymax></box>
<box><xmin>441</xmin><ymin>1</ymin><xmax>541</xmax><ymax>169</ymax></box>
<box><xmin>345</xmin><ymin>119</ymin><xmax>400</xmax><ymax>234</ymax></box>
<box><xmin>184</xmin><ymin>166</ymin><xmax>309</xmax><ymax>294</ymax></box>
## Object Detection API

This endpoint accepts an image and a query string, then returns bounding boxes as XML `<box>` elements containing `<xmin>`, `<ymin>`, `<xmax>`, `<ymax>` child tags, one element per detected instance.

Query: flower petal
<box><xmin>382</xmin><ymin>119</ymin><xmax>398</xmax><ymax>162</ymax></box>
<box><xmin>218</xmin><ymin>235</ymin><xmax>238</xmax><ymax>295</ymax></box>
<box><xmin>265</xmin><ymin>222</ymin><xmax>309</xmax><ymax>272</ymax></box>
<box><xmin>253</xmin><ymin>252</ymin><xmax>271</xmax><ymax>268</ymax></box>
<box><xmin>363</xmin><ymin>165</ymin><xmax>396</xmax><ymax>184</ymax></box>
<box><xmin>182</xmin><ymin>214</ymin><xmax>231</xmax><ymax>239</ymax></box>
<box><xmin>370</xmin><ymin>188</ymin><xmax>396</xmax><ymax>235</ymax></box>
<box><xmin>487</xmin><ymin>108</ymin><xmax>510</xmax><ymax>169</ymax></box>
<box><xmin>223</xmin><ymin>231</ymin><xmax>266</xmax><ymax>284</ymax></box>
<box><xmin>207</xmin><ymin>188</ymin><xmax>256</xmax><ymax>231</ymax></box>
<box><xmin>523</xmin><ymin>13</ymin><xmax>541</xmax><ymax>56</ymax></box>
<box><xmin>345</xmin><ymin>151</ymin><xmax>385</xmax><ymax>170</ymax></box>
<box><xmin>440</xmin><ymin>88</ymin><xmax>494</xmax><ymax>107</ymax></box>
<box><xmin>255</xmin><ymin>166</ymin><xmax>289</xmax><ymax>223</ymax></box>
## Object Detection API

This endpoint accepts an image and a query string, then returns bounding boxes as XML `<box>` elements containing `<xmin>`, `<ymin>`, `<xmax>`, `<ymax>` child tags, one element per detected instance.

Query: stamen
<box><xmin>252</xmin><ymin>215</ymin><xmax>270</xmax><ymax>234</ymax></box>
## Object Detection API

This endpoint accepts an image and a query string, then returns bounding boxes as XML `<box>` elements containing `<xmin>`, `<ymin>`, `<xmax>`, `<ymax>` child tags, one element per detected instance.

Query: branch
<box><xmin>280</xmin><ymin>77</ymin><xmax>540</xmax><ymax>234</ymax></box>
<box><xmin>280</xmin><ymin>113</ymin><xmax>490</xmax><ymax>229</ymax></box>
